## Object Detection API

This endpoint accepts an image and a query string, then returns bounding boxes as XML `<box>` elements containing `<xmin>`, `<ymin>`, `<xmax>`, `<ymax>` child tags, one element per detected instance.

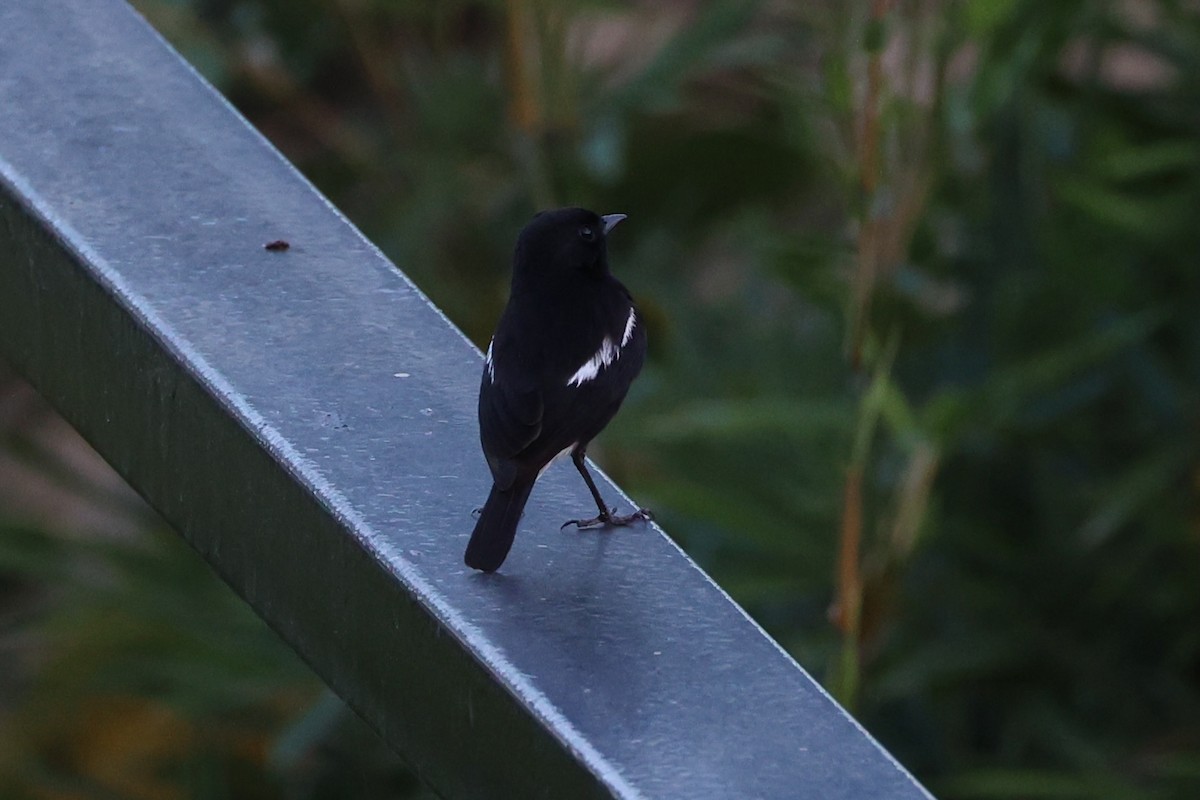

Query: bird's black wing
<box><xmin>478</xmin><ymin>351</ymin><xmax>543</xmax><ymax>491</ymax></box>
<box><xmin>532</xmin><ymin>302</ymin><xmax>646</xmax><ymax>452</ymax></box>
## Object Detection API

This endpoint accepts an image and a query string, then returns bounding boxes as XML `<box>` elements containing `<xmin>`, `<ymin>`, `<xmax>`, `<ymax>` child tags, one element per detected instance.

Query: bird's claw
<box><xmin>561</xmin><ymin>507</ymin><xmax>653</xmax><ymax>531</ymax></box>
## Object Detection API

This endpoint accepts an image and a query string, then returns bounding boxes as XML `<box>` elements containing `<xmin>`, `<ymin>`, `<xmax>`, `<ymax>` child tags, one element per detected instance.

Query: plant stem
<box><xmin>848</xmin><ymin>0</ymin><xmax>894</xmax><ymax>369</ymax></box>
<box><xmin>504</xmin><ymin>0</ymin><xmax>556</xmax><ymax>208</ymax></box>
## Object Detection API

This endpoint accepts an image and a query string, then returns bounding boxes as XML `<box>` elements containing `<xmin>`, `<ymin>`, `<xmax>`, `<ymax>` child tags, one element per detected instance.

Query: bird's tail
<box><xmin>465</xmin><ymin>479</ymin><xmax>536</xmax><ymax>572</ymax></box>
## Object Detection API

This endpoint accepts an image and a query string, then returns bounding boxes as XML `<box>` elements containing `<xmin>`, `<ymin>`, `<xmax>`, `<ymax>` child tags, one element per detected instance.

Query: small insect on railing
<box><xmin>0</xmin><ymin>2</ymin><xmax>932</xmax><ymax>798</ymax></box>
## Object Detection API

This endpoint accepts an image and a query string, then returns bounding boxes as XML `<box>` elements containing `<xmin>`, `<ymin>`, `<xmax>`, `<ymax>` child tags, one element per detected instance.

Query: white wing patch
<box><xmin>566</xmin><ymin>308</ymin><xmax>637</xmax><ymax>387</ymax></box>
<box><xmin>567</xmin><ymin>337</ymin><xmax>617</xmax><ymax>387</ymax></box>
<box><xmin>485</xmin><ymin>338</ymin><xmax>495</xmax><ymax>382</ymax></box>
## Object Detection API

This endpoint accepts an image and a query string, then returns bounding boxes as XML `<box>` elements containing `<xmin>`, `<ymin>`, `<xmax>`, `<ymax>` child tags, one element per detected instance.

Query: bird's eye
<box><xmin>578</xmin><ymin>226</ymin><xmax>596</xmax><ymax>242</ymax></box>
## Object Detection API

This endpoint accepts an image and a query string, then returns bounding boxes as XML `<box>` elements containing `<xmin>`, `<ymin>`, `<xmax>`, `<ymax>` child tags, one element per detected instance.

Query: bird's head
<box><xmin>512</xmin><ymin>207</ymin><xmax>626</xmax><ymax>288</ymax></box>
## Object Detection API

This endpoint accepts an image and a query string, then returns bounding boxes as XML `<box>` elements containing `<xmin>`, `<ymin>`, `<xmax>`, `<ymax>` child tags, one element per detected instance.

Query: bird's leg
<box><xmin>572</xmin><ymin>447</ymin><xmax>610</xmax><ymax>518</ymax></box>
<box><xmin>561</xmin><ymin>446</ymin><xmax>653</xmax><ymax>530</ymax></box>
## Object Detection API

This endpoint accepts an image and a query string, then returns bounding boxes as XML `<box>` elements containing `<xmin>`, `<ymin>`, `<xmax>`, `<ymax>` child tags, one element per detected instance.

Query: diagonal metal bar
<box><xmin>0</xmin><ymin>2</ymin><xmax>932</xmax><ymax>798</ymax></box>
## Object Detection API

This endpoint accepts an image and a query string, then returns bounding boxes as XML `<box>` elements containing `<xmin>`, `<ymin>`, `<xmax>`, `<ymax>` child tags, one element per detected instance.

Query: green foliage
<box><xmin>3</xmin><ymin>0</ymin><xmax>1200</xmax><ymax>797</ymax></box>
<box><xmin>0</xmin><ymin>515</ymin><xmax>424</xmax><ymax>799</ymax></box>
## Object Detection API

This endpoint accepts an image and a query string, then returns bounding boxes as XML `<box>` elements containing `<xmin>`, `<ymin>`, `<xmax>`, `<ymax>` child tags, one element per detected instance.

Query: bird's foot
<box><xmin>561</xmin><ymin>507</ymin><xmax>653</xmax><ymax>531</ymax></box>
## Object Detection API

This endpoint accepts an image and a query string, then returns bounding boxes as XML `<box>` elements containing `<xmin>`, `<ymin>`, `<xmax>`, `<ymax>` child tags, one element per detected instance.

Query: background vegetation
<box><xmin>2</xmin><ymin>0</ymin><xmax>1199</xmax><ymax>797</ymax></box>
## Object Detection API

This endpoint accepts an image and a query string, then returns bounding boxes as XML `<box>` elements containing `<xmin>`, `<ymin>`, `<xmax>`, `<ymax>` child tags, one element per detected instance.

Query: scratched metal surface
<box><xmin>0</xmin><ymin>2</ymin><xmax>932</xmax><ymax>798</ymax></box>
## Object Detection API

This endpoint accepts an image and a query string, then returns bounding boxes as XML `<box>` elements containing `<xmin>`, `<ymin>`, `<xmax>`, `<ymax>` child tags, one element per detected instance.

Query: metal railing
<box><xmin>0</xmin><ymin>2</ymin><xmax>932</xmax><ymax>798</ymax></box>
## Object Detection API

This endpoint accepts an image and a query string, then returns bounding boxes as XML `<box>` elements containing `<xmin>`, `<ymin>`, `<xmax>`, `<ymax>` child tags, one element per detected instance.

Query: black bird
<box><xmin>465</xmin><ymin>207</ymin><xmax>650</xmax><ymax>572</ymax></box>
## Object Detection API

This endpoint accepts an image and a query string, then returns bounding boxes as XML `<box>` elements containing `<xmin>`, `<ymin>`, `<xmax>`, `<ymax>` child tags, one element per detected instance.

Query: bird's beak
<box><xmin>601</xmin><ymin>213</ymin><xmax>627</xmax><ymax>235</ymax></box>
